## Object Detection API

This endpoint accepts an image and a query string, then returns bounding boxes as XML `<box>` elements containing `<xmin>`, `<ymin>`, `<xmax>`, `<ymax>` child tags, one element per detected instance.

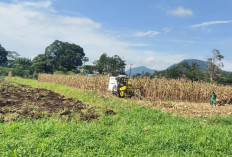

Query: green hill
<box><xmin>168</xmin><ymin>59</ymin><xmax>208</xmax><ymax>71</ymax></box>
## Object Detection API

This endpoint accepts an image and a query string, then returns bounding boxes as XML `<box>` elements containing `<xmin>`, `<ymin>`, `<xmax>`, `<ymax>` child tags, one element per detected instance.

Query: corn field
<box><xmin>38</xmin><ymin>74</ymin><xmax>232</xmax><ymax>103</ymax></box>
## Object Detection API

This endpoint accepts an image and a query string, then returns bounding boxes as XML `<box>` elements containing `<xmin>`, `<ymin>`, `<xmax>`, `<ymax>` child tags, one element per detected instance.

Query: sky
<box><xmin>0</xmin><ymin>0</ymin><xmax>232</xmax><ymax>71</ymax></box>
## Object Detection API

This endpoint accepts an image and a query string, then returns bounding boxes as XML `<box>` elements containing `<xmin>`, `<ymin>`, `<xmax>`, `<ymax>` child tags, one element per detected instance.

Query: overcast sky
<box><xmin>0</xmin><ymin>0</ymin><xmax>232</xmax><ymax>71</ymax></box>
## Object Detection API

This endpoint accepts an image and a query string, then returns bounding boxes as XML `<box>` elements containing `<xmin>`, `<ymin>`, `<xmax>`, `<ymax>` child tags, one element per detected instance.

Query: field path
<box><xmin>133</xmin><ymin>99</ymin><xmax>232</xmax><ymax>117</ymax></box>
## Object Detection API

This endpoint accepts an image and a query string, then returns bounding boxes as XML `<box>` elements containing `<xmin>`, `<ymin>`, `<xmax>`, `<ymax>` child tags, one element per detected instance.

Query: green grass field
<box><xmin>0</xmin><ymin>77</ymin><xmax>232</xmax><ymax>156</ymax></box>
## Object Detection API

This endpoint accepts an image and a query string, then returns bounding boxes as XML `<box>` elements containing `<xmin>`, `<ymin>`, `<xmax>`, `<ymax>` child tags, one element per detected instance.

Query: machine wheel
<box><xmin>118</xmin><ymin>90</ymin><xmax>125</xmax><ymax>98</ymax></box>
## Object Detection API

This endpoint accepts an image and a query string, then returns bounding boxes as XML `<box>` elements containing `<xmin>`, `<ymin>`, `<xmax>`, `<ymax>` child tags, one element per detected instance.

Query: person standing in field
<box><xmin>210</xmin><ymin>92</ymin><xmax>217</xmax><ymax>105</ymax></box>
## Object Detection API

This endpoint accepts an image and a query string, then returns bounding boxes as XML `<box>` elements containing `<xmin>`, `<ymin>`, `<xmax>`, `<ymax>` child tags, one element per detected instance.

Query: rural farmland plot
<box><xmin>0</xmin><ymin>77</ymin><xmax>232</xmax><ymax>156</ymax></box>
<box><xmin>38</xmin><ymin>74</ymin><xmax>232</xmax><ymax>117</ymax></box>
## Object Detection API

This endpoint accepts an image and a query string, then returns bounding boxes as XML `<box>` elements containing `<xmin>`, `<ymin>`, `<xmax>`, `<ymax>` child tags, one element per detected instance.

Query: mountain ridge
<box><xmin>168</xmin><ymin>59</ymin><xmax>208</xmax><ymax>71</ymax></box>
<box><xmin>126</xmin><ymin>59</ymin><xmax>231</xmax><ymax>76</ymax></box>
<box><xmin>125</xmin><ymin>66</ymin><xmax>155</xmax><ymax>76</ymax></box>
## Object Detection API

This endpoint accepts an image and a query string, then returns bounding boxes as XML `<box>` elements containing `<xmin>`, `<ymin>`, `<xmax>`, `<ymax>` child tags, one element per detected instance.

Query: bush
<box><xmin>33</xmin><ymin>71</ymin><xmax>39</xmax><ymax>79</ymax></box>
<box><xmin>66</xmin><ymin>71</ymin><xmax>76</xmax><ymax>75</ymax></box>
<box><xmin>0</xmin><ymin>66</ymin><xmax>13</xmax><ymax>76</ymax></box>
<box><xmin>0</xmin><ymin>66</ymin><xmax>34</xmax><ymax>78</ymax></box>
<box><xmin>54</xmin><ymin>71</ymin><xmax>65</xmax><ymax>75</ymax></box>
<box><xmin>216</xmin><ymin>77</ymin><xmax>232</xmax><ymax>84</ymax></box>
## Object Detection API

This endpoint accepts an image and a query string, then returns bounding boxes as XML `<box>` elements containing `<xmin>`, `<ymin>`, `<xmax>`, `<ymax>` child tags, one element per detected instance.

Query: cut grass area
<box><xmin>0</xmin><ymin>77</ymin><xmax>232</xmax><ymax>156</ymax></box>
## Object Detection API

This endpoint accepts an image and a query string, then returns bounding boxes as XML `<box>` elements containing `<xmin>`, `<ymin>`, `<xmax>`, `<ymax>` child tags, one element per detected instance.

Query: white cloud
<box><xmin>134</xmin><ymin>31</ymin><xmax>160</xmax><ymax>37</ymax></box>
<box><xmin>222</xmin><ymin>60</ymin><xmax>232</xmax><ymax>72</ymax></box>
<box><xmin>0</xmin><ymin>1</ymin><xmax>119</xmax><ymax>58</ymax></box>
<box><xmin>167</xmin><ymin>7</ymin><xmax>193</xmax><ymax>17</ymax></box>
<box><xmin>0</xmin><ymin>1</ymin><xmax>209</xmax><ymax>71</ymax></box>
<box><xmin>126</xmin><ymin>50</ymin><xmax>188</xmax><ymax>70</ymax></box>
<box><xmin>191</xmin><ymin>20</ymin><xmax>232</xmax><ymax>28</ymax></box>
<box><xmin>145</xmin><ymin>57</ymin><xmax>155</xmax><ymax>63</ymax></box>
<box><xmin>21</xmin><ymin>1</ymin><xmax>52</xmax><ymax>8</ymax></box>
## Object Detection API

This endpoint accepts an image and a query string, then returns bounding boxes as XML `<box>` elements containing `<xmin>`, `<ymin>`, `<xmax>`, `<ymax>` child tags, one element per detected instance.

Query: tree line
<box><xmin>0</xmin><ymin>40</ymin><xmax>126</xmax><ymax>78</ymax></box>
<box><xmin>152</xmin><ymin>49</ymin><xmax>232</xmax><ymax>83</ymax></box>
<box><xmin>1</xmin><ymin>41</ymin><xmax>231</xmax><ymax>84</ymax></box>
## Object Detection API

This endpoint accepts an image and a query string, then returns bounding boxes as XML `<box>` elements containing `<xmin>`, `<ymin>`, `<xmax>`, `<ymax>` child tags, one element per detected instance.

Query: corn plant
<box><xmin>38</xmin><ymin>74</ymin><xmax>232</xmax><ymax>103</ymax></box>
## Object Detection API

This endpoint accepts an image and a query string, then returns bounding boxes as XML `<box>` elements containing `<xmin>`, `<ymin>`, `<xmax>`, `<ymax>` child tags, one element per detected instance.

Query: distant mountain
<box><xmin>168</xmin><ymin>59</ymin><xmax>232</xmax><ymax>75</ymax></box>
<box><xmin>168</xmin><ymin>59</ymin><xmax>208</xmax><ymax>71</ymax></box>
<box><xmin>126</xmin><ymin>66</ymin><xmax>155</xmax><ymax>76</ymax></box>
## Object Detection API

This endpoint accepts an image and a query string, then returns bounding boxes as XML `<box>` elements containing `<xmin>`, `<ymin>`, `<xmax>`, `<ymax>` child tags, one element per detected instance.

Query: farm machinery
<box><xmin>108</xmin><ymin>75</ymin><xmax>139</xmax><ymax>98</ymax></box>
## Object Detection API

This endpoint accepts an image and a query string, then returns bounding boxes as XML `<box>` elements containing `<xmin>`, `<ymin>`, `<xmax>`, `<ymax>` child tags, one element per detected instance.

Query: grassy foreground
<box><xmin>0</xmin><ymin>77</ymin><xmax>232</xmax><ymax>156</ymax></box>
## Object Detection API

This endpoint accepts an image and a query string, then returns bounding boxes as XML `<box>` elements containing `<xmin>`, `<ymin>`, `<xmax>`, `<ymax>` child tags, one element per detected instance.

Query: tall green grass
<box><xmin>0</xmin><ymin>77</ymin><xmax>231</xmax><ymax>156</ymax></box>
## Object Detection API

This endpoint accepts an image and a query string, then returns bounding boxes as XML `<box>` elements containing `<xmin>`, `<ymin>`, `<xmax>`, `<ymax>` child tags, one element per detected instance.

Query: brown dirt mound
<box><xmin>0</xmin><ymin>79</ymin><xmax>98</xmax><ymax>122</ymax></box>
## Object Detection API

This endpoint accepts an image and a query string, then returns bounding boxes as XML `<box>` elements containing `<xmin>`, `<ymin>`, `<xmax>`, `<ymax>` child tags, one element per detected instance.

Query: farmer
<box><xmin>210</xmin><ymin>92</ymin><xmax>217</xmax><ymax>105</ymax></box>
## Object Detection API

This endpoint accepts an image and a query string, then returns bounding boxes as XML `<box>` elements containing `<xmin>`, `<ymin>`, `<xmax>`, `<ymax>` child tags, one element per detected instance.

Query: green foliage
<box><xmin>46</xmin><ymin>40</ymin><xmax>85</xmax><ymax>72</ymax></box>
<box><xmin>215</xmin><ymin>77</ymin><xmax>232</xmax><ymax>84</ymax></box>
<box><xmin>80</xmin><ymin>65</ymin><xmax>96</xmax><ymax>74</ymax></box>
<box><xmin>2</xmin><ymin>77</ymin><xmax>232</xmax><ymax>156</ymax></box>
<box><xmin>32</xmin><ymin>40</ymin><xmax>85</xmax><ymax>74</ymax></box>
<box><xmin>7</xmin><ymin>58</ymin><xmax>33</xmax><ymax>78</ymax></box>
<box><xmin>66</xmin><ymin>71</ymin><xmax>76</xmax><ymax>75</ymax></box>
<box><xmin>32</xmin><ymin>54</ymin><xmax>53</xmax><ymax>73</ymax></box>
<box><xmin>53</xmin><ymin>71</ymin><xmax>66</xmax><ymax>75</ymax></box>
<box><xmin>0</xmin><ymin>67</ymin><xmax>12</xmax><ymax>76</ymax></box>
<box><xmin>0</xmin><ymin>44</ymin><xmax>8</xmax><ymax>66</ymax></box>
<box><xmin>133</xmin><ymin>73</ymin><xmax>142</xmax><ymax>78</ymax></box>
<box><xmin>0</xmin><ymin>66</ymin><xmax>33</xmax><ymax>78</ymax></box>
<box><xmin>12</xmin><ymin>69</ymin><xmax>31</xmax><ymax>78</ymax></box>
<box><xmin>53</xmin><ymin>71</ymin><xmax>76</xmax><ymax>75</ymax></box>
<box><xmin>154</xmin><ymin>62</ymin><xmax>206</xmax><ymax>81</ymax></box>
<box><xmin>33</xmin><ymin>71</ymin><xmax>38</xmax><ymax>79</ymax></box>
<box><xmin>95</xmin><ymin>53</ymin><xmax>108</xmax><ymax>74</ymax></box>
<box><xmin>133</xmin><ymin>72</ymin><xmax>152</xmax><ymax>78</ymax></box>
<box><xmin>96</xmin><ymin>53</ymin><xmax>126</xmax><ymax>76</ymax></box>
<box><xmin>9</xmin><ymin>58</ymin><xmax>32</xmax><ymax>70</ymax></box>
<box><xmin>78</xmin><ymin>72</ymin><xmax>86</xmax><ymax>75</ymax></box>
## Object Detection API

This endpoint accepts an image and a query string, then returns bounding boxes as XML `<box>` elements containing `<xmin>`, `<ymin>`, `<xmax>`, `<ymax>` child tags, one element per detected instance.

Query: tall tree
<box><xmin>96</xmin><ymin>53</ymin><xmax>109</xmax><ymax>74</ymax></box>
<box><xmin>96</xmin><ymin>53</ymin><xmax>126</xmax><ymax>76</ymax></box>
<box><xmin>207</xmin><ymin>49</ymin><xmax>224</xmax><ymax>82</ymax></box>
<box><xmin>108</xmin><ymin>55</ymin><xmax>126</xmax><ymax>76</ymax></box>
<box><xmin>0</xmin><ymin>44</ymin><xmax>8</xmax><ymax>66</ymax></box>
<box><xmin>44</xmin><ymin>40</ymin><xmax>85</xmax><ymax>72</ymax></box>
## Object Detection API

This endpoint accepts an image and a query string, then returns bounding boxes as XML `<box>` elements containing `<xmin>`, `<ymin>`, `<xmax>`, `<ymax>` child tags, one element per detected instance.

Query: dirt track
<box><xmin>133</xmin><ymin>98</ymin><xmax>232</xmax><ymax>117</ymax></box>
<box><xmin>0</xmin><ymin>79</ymin><xmax>98</xmax><ymax>122</ymax></box>
<box><xmin>158</xmin><ymin>101</ymin><xmax>232</xmax><ymax>117</ymax></box>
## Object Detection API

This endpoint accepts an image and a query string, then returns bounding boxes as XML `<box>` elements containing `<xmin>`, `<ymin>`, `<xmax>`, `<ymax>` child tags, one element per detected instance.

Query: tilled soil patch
<box><xmin>0</xmin><ymin>79</ymin><xmax>98</xmax><ymax>122</ymax></box>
